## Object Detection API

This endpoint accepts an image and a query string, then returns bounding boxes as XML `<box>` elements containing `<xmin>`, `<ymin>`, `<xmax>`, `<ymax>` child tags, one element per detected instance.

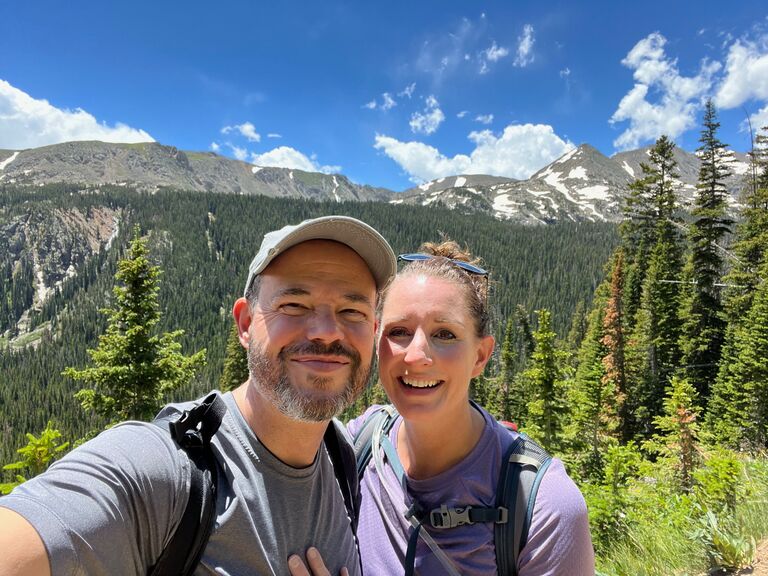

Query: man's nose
<box><xmin>306</xmin><ymin>307</ymin><xmax>344</xmax><ymax>343</ymax></box>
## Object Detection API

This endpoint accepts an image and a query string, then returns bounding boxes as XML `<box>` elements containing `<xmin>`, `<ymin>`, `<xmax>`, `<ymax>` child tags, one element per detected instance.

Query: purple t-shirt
<box><xmin>348</xmin><ymin>405</ymin><xmax>594</xmax><ymax>576</ymax></box>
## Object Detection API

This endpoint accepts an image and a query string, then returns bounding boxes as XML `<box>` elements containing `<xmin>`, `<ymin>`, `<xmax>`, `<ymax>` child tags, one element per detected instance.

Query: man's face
<box><xmin>245</xmin><ymin>240</ymin><xmax>377</xmax><ymax>421</ymax></box>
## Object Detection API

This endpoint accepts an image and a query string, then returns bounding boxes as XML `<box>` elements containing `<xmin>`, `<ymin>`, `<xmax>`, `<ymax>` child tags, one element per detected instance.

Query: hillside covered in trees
<box><xmin>0</xmin><ymin>186</ymin><xmax>617</xmax><ymax>466</ymax></box>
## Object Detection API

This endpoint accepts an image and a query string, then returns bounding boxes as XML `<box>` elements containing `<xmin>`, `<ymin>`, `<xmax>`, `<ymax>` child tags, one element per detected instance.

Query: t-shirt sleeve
<box><xmin>517</xmin><ymin>458</ymin><xmax>595</xmax><ymax>576</ymax></box>
<box><xmin>0</xmin><ymin>421</ymin><xmax>190</xmax><ymax>576</ymax></box>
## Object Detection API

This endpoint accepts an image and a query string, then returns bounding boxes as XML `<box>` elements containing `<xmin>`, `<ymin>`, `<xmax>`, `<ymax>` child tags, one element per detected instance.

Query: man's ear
<box><xmin>232</xmin><ymin>297</ymin><xmax>252</xmax><ymax>349</ymax></box>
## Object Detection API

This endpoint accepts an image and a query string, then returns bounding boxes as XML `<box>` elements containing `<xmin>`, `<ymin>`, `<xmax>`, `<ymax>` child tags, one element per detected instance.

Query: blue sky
<box><xmin>1</xmin><ymin>1</ymin><xmax>767</xmax><ymax>191</ymax></box>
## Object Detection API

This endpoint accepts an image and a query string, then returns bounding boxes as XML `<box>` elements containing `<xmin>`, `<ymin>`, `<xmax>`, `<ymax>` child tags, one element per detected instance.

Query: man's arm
<box><xmin>0</xmin><ymin>508</ymin><xmax>51</xmax><ymax>576</ymax></box>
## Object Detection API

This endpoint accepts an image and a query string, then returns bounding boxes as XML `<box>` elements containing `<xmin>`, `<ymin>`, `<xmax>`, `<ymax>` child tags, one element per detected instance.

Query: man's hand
<box><xmin>287</xmin><ymin>547</ymin><xmax>349</xmax><ymax>576</ymax></box>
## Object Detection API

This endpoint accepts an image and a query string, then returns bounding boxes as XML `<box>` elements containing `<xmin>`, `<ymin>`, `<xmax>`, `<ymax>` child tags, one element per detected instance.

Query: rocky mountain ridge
<box><xmin>0</xmin><ymin>140</ymin><xmax>752</xmax><ymax>226</ymax></box>
<box><xmin>0</xmin><ymin>141</ymin><xmax>392</xmax><ymax>202</ymax></box>
<box><xmin>394</xmin><ymin>144</ymin><xmax>750</xmax><ymax>224</ymax></box>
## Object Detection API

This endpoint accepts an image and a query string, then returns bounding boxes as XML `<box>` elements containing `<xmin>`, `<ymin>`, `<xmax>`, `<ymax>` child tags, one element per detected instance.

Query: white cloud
<box><xmin>715</xmin><ymin>38</ymin><xmax>768</xmax><ymax>109</ymax></box>
<box><xmin>399</xmin><ymin>83</ymin><xmax>416</xmax><ymax>98</ymax></box>
<box><xmin>410</xmin><ymin>95</ymin><xmax>445</xmax><ymax>135</ymax></box>
<box><xmin>475</xmin><ymin>114</ymin><xmax>494</xmax><ymax>125</ymax></box>
<box><xmin>210</xmin><ymin>141</ymin><xmax>221</xmax><ymax>152</ymax></box>
<box><xmin>381</xmin><ymin>92</ymin><xmax>396</xmax><ymax>111</ymax></box>
<box><xmin>609</xmin><ymin>32</ymin><xmax>720</xmax><ymax>150</ymax></box>
<box><xmin>229</xmin><ymin>144</ymin><xmax>248</xmax><ymax>161</ymax></box>
<box><xmin>0</xmin><ymin>79</ymin><xmax>153</xmax><ymax>149</ymax></box>
<box><xmin>374</xmin><ymin>123</ymin><xmax>573</xmax><ymax>183</ymax></box>
<box><xmin>485</xmin><ymin>41</ymin><xmax>509</xmax><ymax>63</ymax></box>
<box><xmin>457</xmin><ymin>110</ymin><xmax>469</xmax><ymax>118</ymax></box>
<box><xmin>751</xmin><ymin>104</ymin><xmax>768</xmax><ymax>131</ymax></box>
<box><xmin>514</xmin><ymin>24</ymin><xmax>535</xmax><ymax>67</ymax></box>
<box><xmin>560</xmin><ymin>67</ymin><xmax>571</xmax><ymax>78</ymax></box>
<box><xmin>221</xmin><ymin>121</ymin><xmax>261</xmax><ymax>142</ymax></box>
<box><xmin>364</xmin><ymin>92</ymin><xmax>397</xmax><ymax>111</ymax></box>
<box><xmin>250</xmin><ymin>146</ymin><xmax>341</xmax><ymax>174</ymax></box>
<box><xmin>267</xmin><ymin>133</ymin><xmax>282</xmax><ymax>139</ymax></box>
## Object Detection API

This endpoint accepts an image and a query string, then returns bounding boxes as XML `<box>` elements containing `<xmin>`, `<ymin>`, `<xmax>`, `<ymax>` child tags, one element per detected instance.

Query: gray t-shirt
<box><xmin>0</xmin><ymin>392</ymin><xmax>361</xmax><ymax>576</ymax></box>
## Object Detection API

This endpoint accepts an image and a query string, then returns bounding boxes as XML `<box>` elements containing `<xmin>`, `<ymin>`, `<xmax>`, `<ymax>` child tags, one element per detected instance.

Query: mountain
<box><xmin>0</xmin><ymin>140</ymin><xmax>752</xmax><ymax>226</ymax></box>
<box><xmin>0</xmin><ymin>141</ymin><xmax>393</xmax><ymax>202</ymax></box>
<box><xmin>395</xmin><ymin>144</ymin><xmax>751</xmax><ymax>225</ymax></box>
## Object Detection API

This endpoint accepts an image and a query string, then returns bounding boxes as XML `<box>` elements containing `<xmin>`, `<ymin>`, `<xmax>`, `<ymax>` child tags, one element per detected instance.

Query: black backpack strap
<box><xmin>324</xmin><ymin>419</ymin><xmax>361</xmax><ymax>533</ymax></box>
<box><xmin>149</xmin><ymin>392</ymin><xmax>228</xmax><ymax>576</ymax></box>
<box><xmin>352</xmin><ymin>404</ymin><xmax>399</xmax><ymax>478</ymax></box>
<box><xmin>494</xmin><ymin>432</ymin><xmax>552</xmax><ymax>576</ymax></box>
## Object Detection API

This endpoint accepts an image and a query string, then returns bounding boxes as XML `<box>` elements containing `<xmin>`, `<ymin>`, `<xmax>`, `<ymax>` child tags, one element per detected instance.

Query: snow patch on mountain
<box><xmin>0</xmin><ymin>151</ymin><xmax>19</xmax><ymax>171</ymax></box>
<box><xmin>568</xmin><ymin>167</ymin><xmax>588</xmax><ymax>180</ymax></box>
<box><xmin>578</xmin><ymin>184</ymin><xmax>611</xmax><ymax>200</ymax></box>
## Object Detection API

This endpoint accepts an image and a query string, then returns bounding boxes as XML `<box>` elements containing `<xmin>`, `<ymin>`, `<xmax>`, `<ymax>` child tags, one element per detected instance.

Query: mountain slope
<box><xmin>396</xmin><ymin>143</ymin><xmax>750</xmax><ymax>224</ymax></box>
<box><xmin>0</xmin><ymin>141</ymin><xmax>393</xmax><ymax>201</ymax></box>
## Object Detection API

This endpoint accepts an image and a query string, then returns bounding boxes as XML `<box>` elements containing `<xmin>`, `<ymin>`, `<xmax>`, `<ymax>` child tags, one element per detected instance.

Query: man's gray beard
<box><xmin>247</xmin><ymin>338</ymin><xmax>371</xmax><ymax>422</ymax></box>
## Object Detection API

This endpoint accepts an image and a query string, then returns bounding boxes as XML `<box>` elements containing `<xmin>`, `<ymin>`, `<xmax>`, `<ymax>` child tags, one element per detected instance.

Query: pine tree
<box><xmin>708</xmin><ymin>260</ymin><xmax>768</xmax><ymax>450</ymax></box>
<box><xmin>643</xmin><ymin>376</ymin><xmax>701</xmax><ymax>491</ymax></box>
<box><xmin>624</xmin><ymin>218</ymin><xmax>683</xmax><ymax>438</ymax></box>
<box><xmin>569</xmin><ymin>280</ymin><xmax>611</xmax><ymax>478</ymax></box>
<box><xmin>63</xmin><ymin>226</ymin><xmax>206</xmax><ymax>423</ymax></box>
<box><xmin>620</xmin><ymin>135</ymin><xmax>680</xmax><ymax>324</ymax></box>
<box><xmin>495</xmin><ymin>306</ymin><xmax>535</xmax><ymax>422</ymax></box>
<box><xmin>678</xmin><ymin>100</ymin><xmax>733</xmax><ymax>405</ymax></box>
<box><xmin>219</xmin><ymin>323</ymin><xmax>248</xmax><ymax>392</ymax></box>
<box><xmin>524</xmin><ymin>309</ymin><xmax>568</xmax><ymax>452</ymax></box>
<box><xmin>708</xmin><ymin>126</ymin><xmax>768</xmax><ymax>446</ymax></box>
<box><xmin>600</xmin><ymin>250</ymin><xmax>629</xmax><ymax>439</ymax></box>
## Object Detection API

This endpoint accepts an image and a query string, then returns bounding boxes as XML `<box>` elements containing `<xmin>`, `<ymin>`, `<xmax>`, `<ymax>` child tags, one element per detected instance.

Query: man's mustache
<box><xmin>279</xmin><ymin>341</ymin><xmax>361</xmax><ymax>364</ymax></box>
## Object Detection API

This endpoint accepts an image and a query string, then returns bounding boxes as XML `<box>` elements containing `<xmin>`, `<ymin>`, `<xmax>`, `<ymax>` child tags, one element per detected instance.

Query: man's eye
<box><xmin>280</xmin><ymin>303</ymin><xmax>308</xmax><ymax>315</ymax></box>
<box><xmin>341</xmin><ymin>309</ymin><xmax>367</xmax><ymax>321</ymax></box>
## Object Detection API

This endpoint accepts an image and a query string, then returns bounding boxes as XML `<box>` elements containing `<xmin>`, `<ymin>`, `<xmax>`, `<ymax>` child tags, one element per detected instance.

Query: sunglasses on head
<box><xmin>397</xmin><ymin>253</ymin><xmax>489</xmax><ymax>276</ymax></box>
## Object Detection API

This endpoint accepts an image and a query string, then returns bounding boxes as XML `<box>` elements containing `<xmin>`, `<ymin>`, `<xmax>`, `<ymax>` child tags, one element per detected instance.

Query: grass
<box><xmin>595</xmin><ymin>456</ymin><xmax>768</xmax><ymax>576</ymax></box>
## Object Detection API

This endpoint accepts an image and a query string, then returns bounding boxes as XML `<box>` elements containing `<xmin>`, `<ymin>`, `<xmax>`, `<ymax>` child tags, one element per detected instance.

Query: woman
<box><xmin>290</xmin><ymin>240</ymin><xmax>594</xmax><ymax>576</ymax></box>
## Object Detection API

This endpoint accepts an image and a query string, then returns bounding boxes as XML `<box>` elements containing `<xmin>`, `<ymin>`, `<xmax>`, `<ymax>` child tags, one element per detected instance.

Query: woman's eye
<box><xmin>434</xmin><ymin>329</ymin><xmax>456</xmax><ymax>340</ymax></box>
<box><xmin>387</xmin><ymin>327</ymin><xmax>410</xmax><ymax>338</ymax></box>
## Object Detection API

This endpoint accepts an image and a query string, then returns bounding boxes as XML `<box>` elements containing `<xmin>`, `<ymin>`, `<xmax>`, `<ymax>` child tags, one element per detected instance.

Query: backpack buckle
<box><xmin>430</xmin><ymin>505</ymin><xmax>472</xmax><ymax>528</ymax></box>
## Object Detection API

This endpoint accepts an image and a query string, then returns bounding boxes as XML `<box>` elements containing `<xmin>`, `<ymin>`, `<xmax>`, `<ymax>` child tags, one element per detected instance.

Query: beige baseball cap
<box><xmin>244</xmin><ymin>215</ymin><xmax>396</xmax><ymax>295</ymax></box>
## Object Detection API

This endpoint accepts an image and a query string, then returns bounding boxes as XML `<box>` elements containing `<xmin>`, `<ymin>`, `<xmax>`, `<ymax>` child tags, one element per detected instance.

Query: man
<box><xmin>0</xmin><ymin>215</ymin><xmax>396</xmax><ymax>576</ymax></box>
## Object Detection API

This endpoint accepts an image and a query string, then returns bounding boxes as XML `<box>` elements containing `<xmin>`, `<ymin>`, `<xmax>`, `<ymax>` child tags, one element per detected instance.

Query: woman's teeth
<box><xmin>402</xmin><ymin>377</ymin><xmax>441</xmax><ymax>388</ymax></box>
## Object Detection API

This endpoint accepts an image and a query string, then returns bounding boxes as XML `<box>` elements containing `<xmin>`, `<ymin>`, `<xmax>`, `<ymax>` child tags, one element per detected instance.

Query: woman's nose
<box><xmin>403</xmin><ymin>330</ymin><xmax>433</xmax><ymax>366</ymax></box>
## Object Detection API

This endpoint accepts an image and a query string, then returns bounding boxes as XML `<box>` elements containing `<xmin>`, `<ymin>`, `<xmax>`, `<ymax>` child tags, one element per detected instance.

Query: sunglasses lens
<box><xmin>397</xmin><ymin>254</ymin><xmax>488</xmax><ymax>276</ymax></box>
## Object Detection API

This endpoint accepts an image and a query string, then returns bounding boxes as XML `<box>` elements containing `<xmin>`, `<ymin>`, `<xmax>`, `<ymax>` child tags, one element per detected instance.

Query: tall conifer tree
<box><xmin>679</xmin><ymin>100</ymin><xmax>733</xmax><ymax>405</ymax></box>
<box><xmin>524</xmin><ymin>309</ymin><xmax>568</xmax><ymax>452</ymax></box>
<box><xmin>64</xmin><ymin>226</ymin><xmax>206</xmax><ymax>423</ymax></box>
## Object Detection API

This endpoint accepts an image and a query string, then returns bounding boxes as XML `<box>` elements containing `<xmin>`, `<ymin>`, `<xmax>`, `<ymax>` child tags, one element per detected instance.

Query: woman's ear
<box><xmin>232</xmin><ymin>297</ymin><xmax>252</xmax><ymax>349</ymax></box>
<box><xmin>471</xmin><ymin>335</ymin><xmax>496</xmax><ymax>378</ymax></box>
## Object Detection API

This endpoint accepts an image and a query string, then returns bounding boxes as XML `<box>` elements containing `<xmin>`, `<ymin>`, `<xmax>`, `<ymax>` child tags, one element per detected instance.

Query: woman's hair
<box><xmin>386</xmin><ymin>239</ymin><xmax>492</xmax><ymax>337</ymax></box>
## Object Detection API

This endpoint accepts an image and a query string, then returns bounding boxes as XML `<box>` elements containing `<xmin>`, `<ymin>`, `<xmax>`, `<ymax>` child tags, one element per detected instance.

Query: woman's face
<box><xmin>376</xmin><ymin>274</ymin><xmax>494</xmax><ymax>423</ymax></box>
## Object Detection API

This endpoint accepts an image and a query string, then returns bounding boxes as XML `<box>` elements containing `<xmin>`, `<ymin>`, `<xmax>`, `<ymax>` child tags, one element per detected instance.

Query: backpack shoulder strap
<box><xmin>149</xmin><ymin>392</ymin><xmax>227</xmax><ymax>576</ymax></box>
<box><xmin>494</xmin><ymin>430</ymin><xmax>552</xmax><ymax>576</ymax></box>
<box><xmin>352</xmin><ymin>404</ymin><xmax>399</xmax><ymax>478</ymax></box>
<box><xmin>324</xmin><ymin>419</ymin><xmax>361</xmax><ymax>533</ymax></box>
